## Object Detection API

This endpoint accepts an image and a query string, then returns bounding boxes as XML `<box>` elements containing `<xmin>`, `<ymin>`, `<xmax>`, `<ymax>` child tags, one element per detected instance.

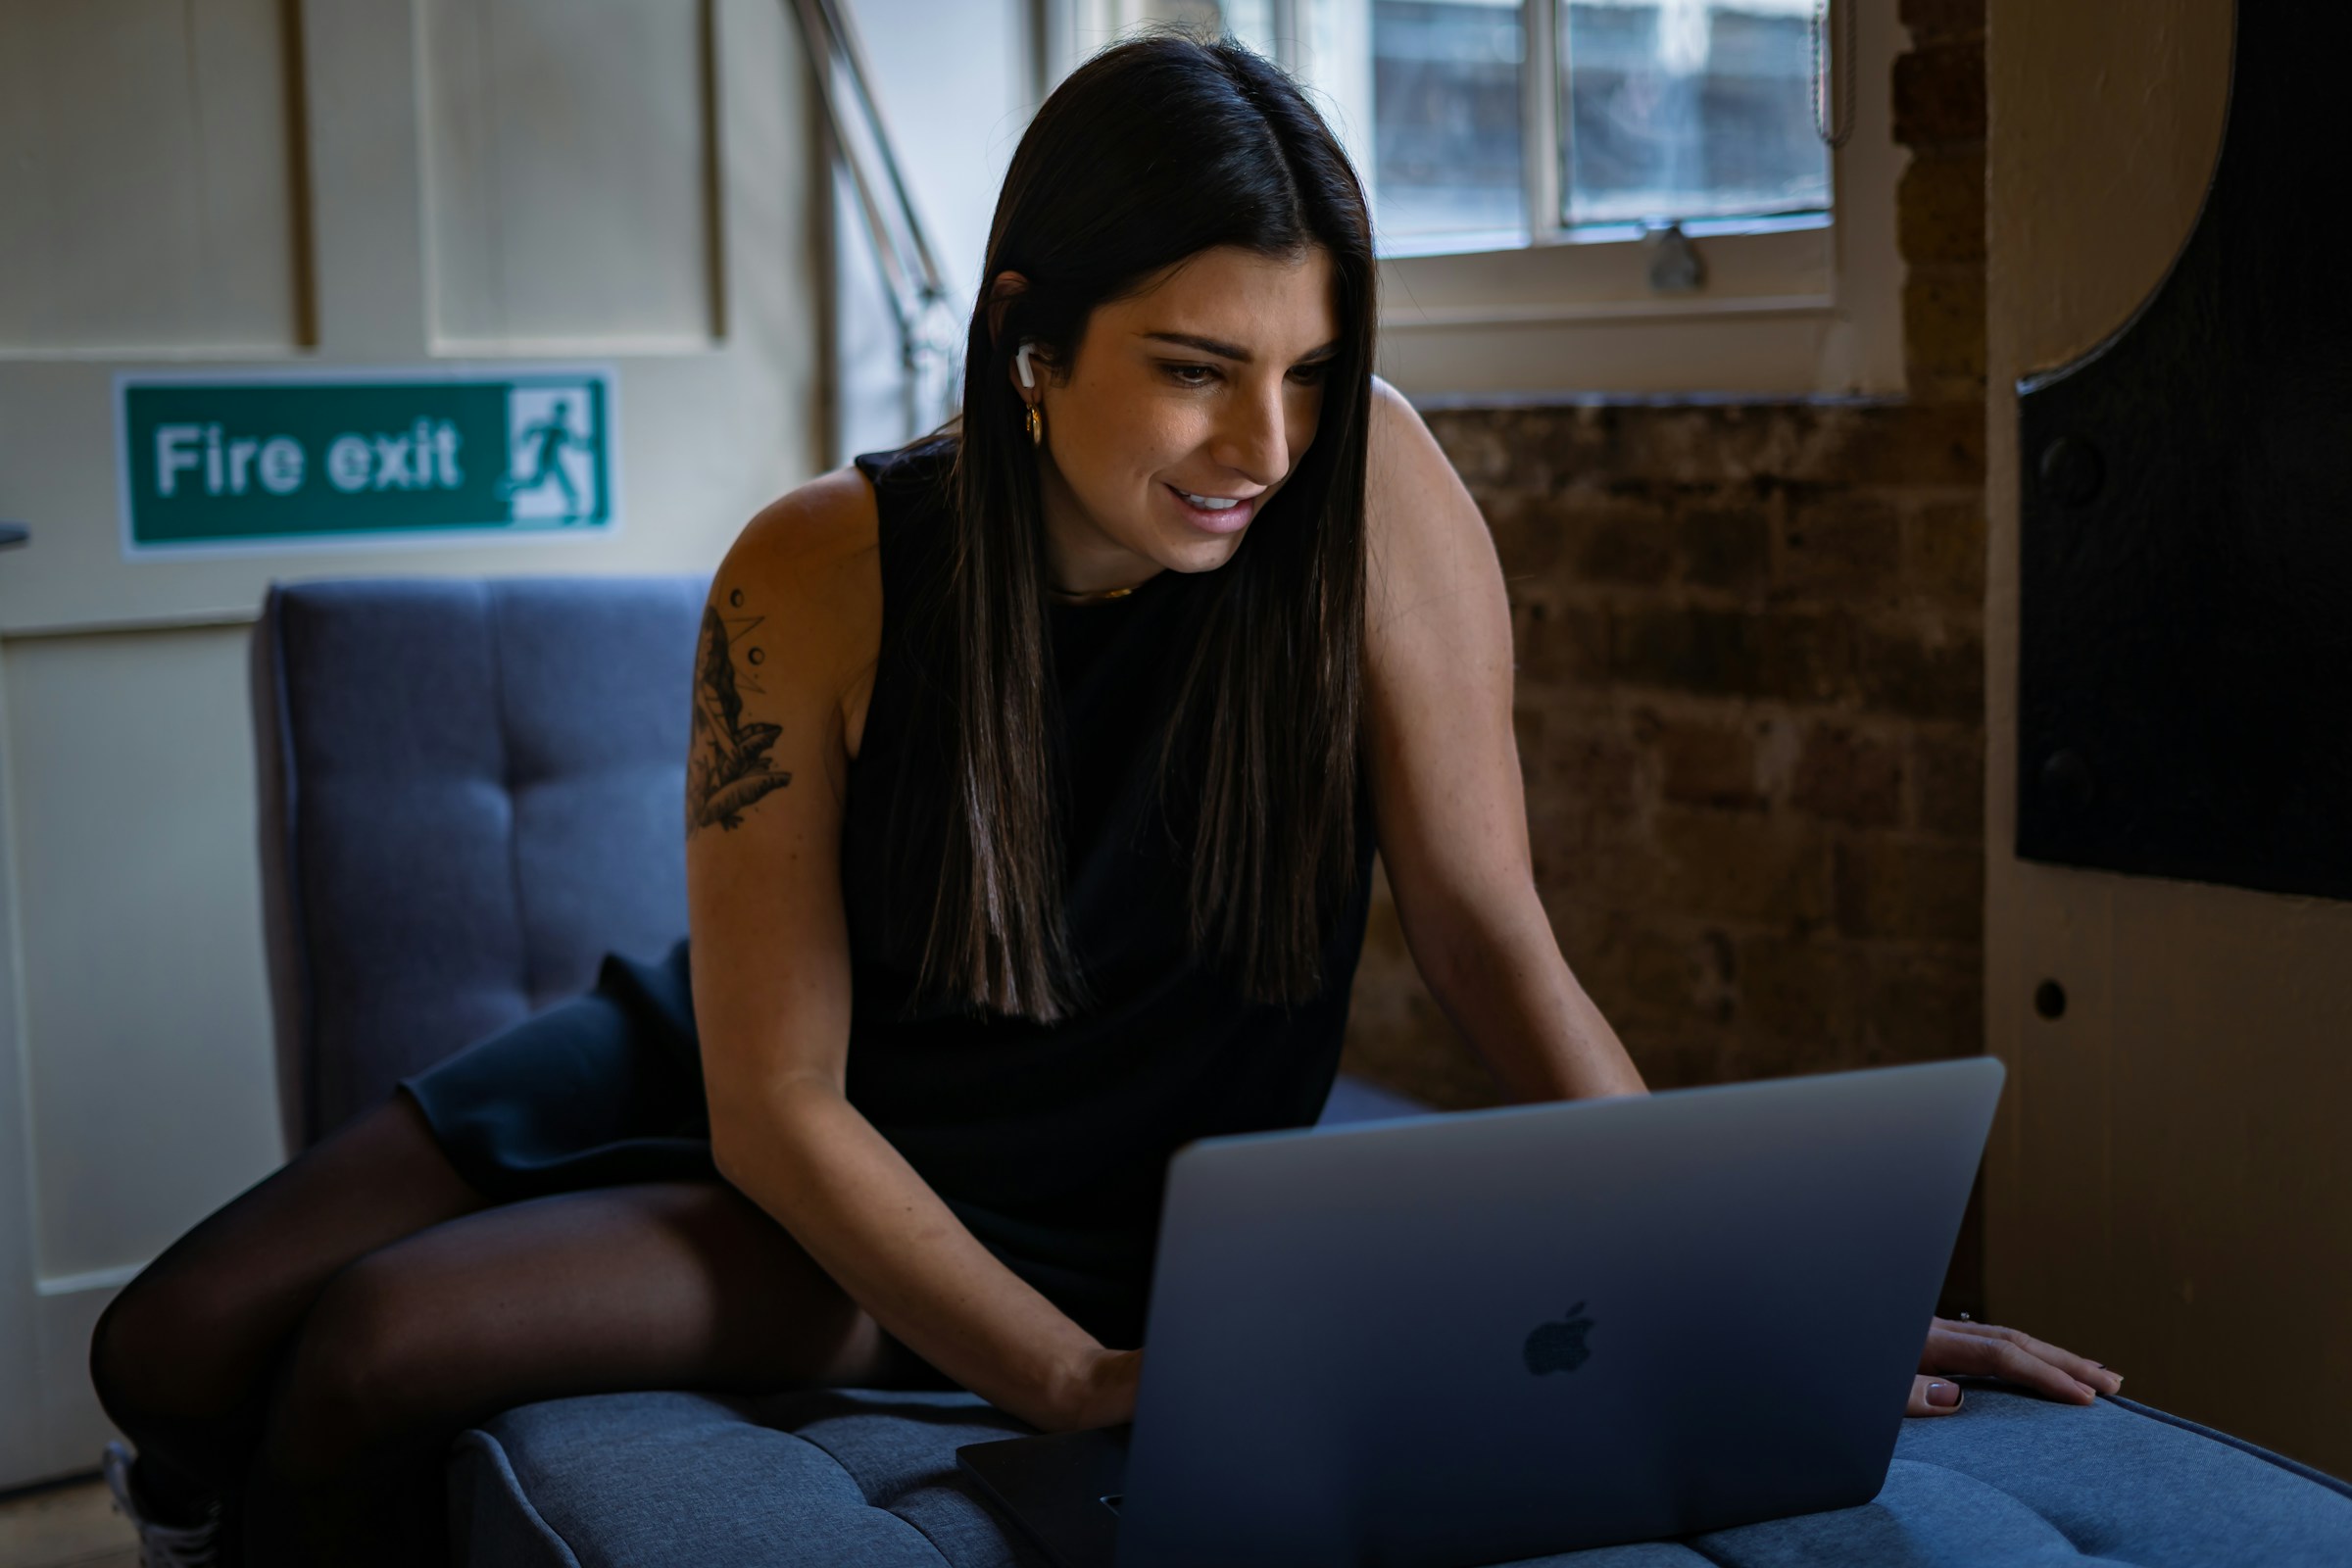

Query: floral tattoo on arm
<box><xmin>688</xmin><ymin>588</ymin><xmax>793</xmax><ymax>833</ymax></box>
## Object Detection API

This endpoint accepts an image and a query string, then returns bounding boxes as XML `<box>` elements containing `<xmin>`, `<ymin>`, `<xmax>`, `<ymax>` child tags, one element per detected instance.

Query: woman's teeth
<box><xmin>1179</xmin><ymin>490</ymin><xmax>1240</xmax><ymax>511</ymax></box>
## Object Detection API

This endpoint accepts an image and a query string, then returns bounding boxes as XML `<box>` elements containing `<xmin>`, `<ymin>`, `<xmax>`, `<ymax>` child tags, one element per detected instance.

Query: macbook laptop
<box><xmin>957</xmin><ymin>1056</ymin><xmax>2004</xmax><ymax>1568</ymax></box>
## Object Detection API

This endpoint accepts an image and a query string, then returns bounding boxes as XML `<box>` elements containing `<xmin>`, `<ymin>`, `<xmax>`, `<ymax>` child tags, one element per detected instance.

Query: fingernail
<box><xmin>1926</xmin><ymin>1381</ymin><xmax>1960</xmax><ymax>1408</ymax></box>
<box><xmin>2075</xmin><ymin>1379</ymin><xmax>2098</xmax><ymax>1398</ymax></box>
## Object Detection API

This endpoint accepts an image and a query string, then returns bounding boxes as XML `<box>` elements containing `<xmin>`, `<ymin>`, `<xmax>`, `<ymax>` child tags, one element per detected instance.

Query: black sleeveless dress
<box><xmin>399</xmin><ymin>434</ymin><xmax>1378</xmax><ymax>1349</ymax></box>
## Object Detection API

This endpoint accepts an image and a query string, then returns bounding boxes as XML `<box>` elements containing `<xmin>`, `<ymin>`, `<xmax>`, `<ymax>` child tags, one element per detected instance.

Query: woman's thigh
<box><xmin>91</xmin><ymin>1091</ymin><xmax>491</xmax><ymax>1427</ymax></box>
<box><xmin>259</xmin><ymin>1177</ymin><xmax>951</xmax><ymax>1482</ymax></box>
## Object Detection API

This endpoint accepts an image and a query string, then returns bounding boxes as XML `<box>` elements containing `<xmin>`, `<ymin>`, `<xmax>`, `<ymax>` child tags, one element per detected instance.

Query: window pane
<box><xmin>1156</xmin><ymin>0</ymin><xmax>1278</xmax><ymax>54</ymax></box>
<box><xmin>1371</xmin><ymin>1</ymin><xmax>1526</xmax><ymax>246</ymax></box>
<box><xmin>1217</xmin><ymin>0</ymin><xmax>1279</xmax><ymax>55</ymax></box>
<box><xmin>1560</xmin><ymin>0</ymin><xmax>1829</xmax><ymax>229</ymax></box>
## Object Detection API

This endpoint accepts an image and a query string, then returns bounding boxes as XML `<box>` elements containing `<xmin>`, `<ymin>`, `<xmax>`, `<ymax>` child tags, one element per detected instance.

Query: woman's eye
<box><xmin>1162</xmin><ymin>362</ymin><xmax>1330</xmax><ymax>388</ymax></box>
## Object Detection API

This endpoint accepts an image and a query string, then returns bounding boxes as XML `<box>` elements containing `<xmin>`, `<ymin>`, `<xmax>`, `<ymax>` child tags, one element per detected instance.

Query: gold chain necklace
<box><xmin>1047</xmin><ymin>581</ymin><xmax>1137</xmax><ymax>606</ymax></box>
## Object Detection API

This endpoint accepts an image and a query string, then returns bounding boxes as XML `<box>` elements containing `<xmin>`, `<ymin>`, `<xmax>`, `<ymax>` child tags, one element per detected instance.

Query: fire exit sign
<box><xmin>116</xmin><ymin>366</ymin><xmax>617</xmax><ymax>554</ymax></box>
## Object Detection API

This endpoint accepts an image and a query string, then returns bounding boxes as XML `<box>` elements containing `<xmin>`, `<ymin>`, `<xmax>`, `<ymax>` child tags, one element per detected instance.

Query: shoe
<box><xmin>101</xmin><ymin>1441</ymin><xmax>222</xmax><ymax>1568</ymax></box>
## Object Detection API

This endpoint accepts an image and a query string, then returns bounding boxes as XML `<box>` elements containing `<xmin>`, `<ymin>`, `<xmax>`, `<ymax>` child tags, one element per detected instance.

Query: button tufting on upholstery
<box><xmin>261</xmin><ymin>575</ymin><xmax>708</xmax><ymax>1142</ymax></box>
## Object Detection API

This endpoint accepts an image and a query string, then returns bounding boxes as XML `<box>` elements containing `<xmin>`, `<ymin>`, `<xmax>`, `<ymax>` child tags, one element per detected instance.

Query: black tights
<box><xmin>87</xmin><ymin>1093</ymin><xmax>954</xmax><ymax>1566</ymax></box>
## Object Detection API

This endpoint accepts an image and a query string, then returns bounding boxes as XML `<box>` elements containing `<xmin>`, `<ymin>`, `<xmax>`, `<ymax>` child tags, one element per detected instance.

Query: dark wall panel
<box><xmin>2018</xmin><ymin>2</ymin><xmax>2352</xmax><ymax>900</ymax></box>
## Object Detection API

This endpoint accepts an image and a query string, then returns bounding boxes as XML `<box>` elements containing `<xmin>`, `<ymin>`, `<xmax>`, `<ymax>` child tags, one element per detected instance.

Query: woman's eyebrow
<box><xmin>1141</xmin><ymin>330</ymin><xmax>1343</xmax><ymax>363</ymax></box>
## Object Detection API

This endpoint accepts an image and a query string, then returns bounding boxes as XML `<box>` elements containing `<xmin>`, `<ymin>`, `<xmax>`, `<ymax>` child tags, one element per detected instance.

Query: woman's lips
<box><xmin>1165</xmin><ymin>482</ymin><xmax>1255</xmax><ymax>534</ymax></box>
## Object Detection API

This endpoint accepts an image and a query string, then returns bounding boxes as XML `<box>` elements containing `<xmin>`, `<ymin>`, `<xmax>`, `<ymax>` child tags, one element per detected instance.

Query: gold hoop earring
<box><xmin>1025</xmin><ymin>403</ymin><xmax>1044</xmax><ymax>446</ymax></box>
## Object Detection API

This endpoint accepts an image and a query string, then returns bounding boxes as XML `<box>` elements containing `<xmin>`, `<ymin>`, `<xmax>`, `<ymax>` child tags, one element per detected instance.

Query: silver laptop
<box><xmin>957</xmin><ymin>1056</ymin><xmax>2005</xmax><ymax>1568</ymax></box>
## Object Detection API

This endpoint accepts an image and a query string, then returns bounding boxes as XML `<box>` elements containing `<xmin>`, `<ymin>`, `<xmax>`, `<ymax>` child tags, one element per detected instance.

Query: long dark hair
<box><xmin>906</xmin><ymin>28</ymin><xmax>1376</xmax><ymax>1023</ymax></box>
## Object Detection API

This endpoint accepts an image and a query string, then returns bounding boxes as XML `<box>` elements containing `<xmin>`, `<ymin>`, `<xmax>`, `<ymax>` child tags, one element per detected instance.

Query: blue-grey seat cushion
<box><xmin>449</xmin><ymin>1387</ymin><xmax>2352</xmax><ymax>1567</ymax></box>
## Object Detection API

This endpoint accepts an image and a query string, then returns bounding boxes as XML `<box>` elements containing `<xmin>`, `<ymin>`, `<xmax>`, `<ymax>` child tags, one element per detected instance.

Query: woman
<box><xmin>88</xmin><ymin>30</ymin><xmax>2117</xmax><ymax>1568</ymax></box>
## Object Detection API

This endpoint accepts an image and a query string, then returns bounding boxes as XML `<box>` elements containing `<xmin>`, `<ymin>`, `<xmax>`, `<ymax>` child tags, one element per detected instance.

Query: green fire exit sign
<box><xmin>116</xmin><ymin>367</ymin><xmax>617</xmax><ymax>553</ymax></box>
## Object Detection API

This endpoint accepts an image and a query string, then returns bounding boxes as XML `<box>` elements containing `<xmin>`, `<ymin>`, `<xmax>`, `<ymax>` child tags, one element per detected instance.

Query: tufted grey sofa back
<box><xmin>251</xmin><ymin>575</ymin><xmax>710</xmax><ymax>1151</ymax></box>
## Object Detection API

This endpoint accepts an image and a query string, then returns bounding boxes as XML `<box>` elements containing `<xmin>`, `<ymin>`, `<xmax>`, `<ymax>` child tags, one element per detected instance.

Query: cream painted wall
<box><xmin>1984</xmin><ymin>0</ymin><xmax>2352</xmax><ymax>1475</ymax></box>
<box><xmin>0</xmin><ymin>0</ymin><xmax>823</xmax><ymax>1486</ymax></box>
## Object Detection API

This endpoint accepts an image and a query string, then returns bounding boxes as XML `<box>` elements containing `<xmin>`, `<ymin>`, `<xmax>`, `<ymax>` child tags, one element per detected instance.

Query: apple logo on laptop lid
<box><xmin>1523</xmin><ymin>1301</ymin><xmax>1595</xmax><ymax>1376</ymax></box>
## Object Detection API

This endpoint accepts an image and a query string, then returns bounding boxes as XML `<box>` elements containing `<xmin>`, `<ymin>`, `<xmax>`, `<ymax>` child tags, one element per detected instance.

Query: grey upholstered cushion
<box><xmin>449</xmin><ymin>1387</ymin><xmax>2352</xmax><ymax>1568</ymax></box>
<box><xmin>253</xmin><ymin>575</ymin><xmax>710</xmax><ymax>1146</ymax></box>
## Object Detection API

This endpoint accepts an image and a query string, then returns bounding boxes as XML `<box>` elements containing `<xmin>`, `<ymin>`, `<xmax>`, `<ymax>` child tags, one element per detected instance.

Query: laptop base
<box><xmin>957</xmin><ymin>1425</ymin><xmax>1131</xmax><ymax>1568</ymax></box>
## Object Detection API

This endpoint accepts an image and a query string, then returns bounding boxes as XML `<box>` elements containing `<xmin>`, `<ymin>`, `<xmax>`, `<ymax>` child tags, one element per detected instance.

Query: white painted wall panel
<box><xmin>0</xmin><ymin>0</ymin><xmax>305</xmax><ymax>353</ymax></box>
<box><xmin>422</xmin><ymin>0</ymin><xmax>720</xmax><ymax>349</ymax></box>
<box><xmin>2</xmin><ymin>625</ymin><xmax>280</xmax><ymax>1283</ymax></box>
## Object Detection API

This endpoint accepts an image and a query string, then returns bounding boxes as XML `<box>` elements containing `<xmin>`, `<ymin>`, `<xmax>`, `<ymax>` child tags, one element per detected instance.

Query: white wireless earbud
<box><xmin>1014</xmin><ymin>340</ymin><xmax>1038</xmax><ymax>391</ymax></box>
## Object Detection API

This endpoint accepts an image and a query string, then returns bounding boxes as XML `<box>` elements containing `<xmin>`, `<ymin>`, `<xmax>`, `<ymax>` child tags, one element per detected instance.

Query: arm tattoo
<box><xmin>688</xmin><ymin>590</ymin><xmax>793</xmax><ymax>833</ymax></box>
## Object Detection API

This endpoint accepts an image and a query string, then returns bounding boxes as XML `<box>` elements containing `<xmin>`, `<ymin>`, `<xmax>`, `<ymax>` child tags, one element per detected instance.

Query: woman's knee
<box><xmin>87</xmin><ymin>1283</ymin><xmax>148</xmax><ymax>1427</ymax></box>
<box><xmin>89</xmin><ymin>1098</ymin><xmax>476</xmax><ymax>1431</ymax></box>
<box><xmin>90</xmin><ymin>1254</ymin><xmax>263</xmax><ymax>1431</ymax></box>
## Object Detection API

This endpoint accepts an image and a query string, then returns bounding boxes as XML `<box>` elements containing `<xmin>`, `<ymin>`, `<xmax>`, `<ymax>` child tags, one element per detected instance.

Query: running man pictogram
<box><xmin>496</xmin><ymin>398</ymin><xmax>597</xmax><ymax>521</ymax></box>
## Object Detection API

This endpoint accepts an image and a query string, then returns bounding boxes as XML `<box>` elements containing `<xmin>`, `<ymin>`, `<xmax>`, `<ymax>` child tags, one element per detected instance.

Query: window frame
<box><xmin>1044</xmin><ymin>0</ymin><xmax>1906</xmax><ymax>398</ymax></box>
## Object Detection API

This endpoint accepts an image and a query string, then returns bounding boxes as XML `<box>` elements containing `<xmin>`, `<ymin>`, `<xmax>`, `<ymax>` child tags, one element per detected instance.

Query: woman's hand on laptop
<box><xmin>1059</xmin><ymin>1347</ymin><xmax>1146</xmax><ymax>1429</ymax></box>
<box><xmin>1907</xmin><ymin>1315</ymin><xmax>2125</xmax><ymax>1416</ymax></box>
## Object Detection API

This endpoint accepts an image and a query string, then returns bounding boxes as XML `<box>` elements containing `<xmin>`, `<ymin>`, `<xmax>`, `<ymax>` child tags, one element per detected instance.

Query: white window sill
<box><xmin>1372</xmin><ymin>215</ymin><xmax>1896</xmax><ymax>398</ymax></box>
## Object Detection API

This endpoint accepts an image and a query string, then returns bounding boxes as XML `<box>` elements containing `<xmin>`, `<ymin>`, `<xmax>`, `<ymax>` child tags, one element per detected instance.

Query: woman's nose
<box><xmin>1209</xmin><ymin>378</ymin><xmax>1291</xmax><ymax>487</ymax></box>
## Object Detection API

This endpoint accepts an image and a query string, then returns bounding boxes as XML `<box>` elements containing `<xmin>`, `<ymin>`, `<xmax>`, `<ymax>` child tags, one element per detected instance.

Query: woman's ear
<box><xmin>984</xmin><ymin>270</ymin><xmax>1029</xmax><ymax>352</ymax></box>
<box><xmin>986</xmin><ymin>272</ymin><xmax>1046</xmax><ymax>404</ymax></box>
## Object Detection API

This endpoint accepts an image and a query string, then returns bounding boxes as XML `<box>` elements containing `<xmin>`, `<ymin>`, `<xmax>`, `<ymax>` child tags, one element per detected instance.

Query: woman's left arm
<box><xmin>1361</xmin><ymin>382</ymin><xmax>2125</xmax><ymax>1417</ymax></box>
<box><xmin>1361</xmin><ymin>379</ymin><xmax>1645</xmax><ymax>1104</ymax></box>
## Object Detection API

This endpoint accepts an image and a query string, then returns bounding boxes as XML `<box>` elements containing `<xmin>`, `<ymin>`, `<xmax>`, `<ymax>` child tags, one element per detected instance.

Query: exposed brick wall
<box><xmin>1338</xmin><ymin>0</ymin><xmax>1990</xmax><ymax>1304</ymax></box>
<box><xmin>1895</xmin><ymin>0</ymin><xmax>1988</xmax><ymax>403</ymax></box>
<box><xmin>1342</xmin><ymin>400</ymin><xmax>1986</xmax><ymax>1101</ymax></box>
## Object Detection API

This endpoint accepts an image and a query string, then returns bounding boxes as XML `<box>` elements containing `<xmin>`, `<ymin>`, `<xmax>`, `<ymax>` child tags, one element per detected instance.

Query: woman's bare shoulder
<box><xmin>727</xmin><ymin>464</ymin><xmax>879</xmax><ymax>590</ymax></box>
<box><xmin>1361</xmin><ymin>375</ymin><xmax>1482</xmax><ymax>626</ymax></box>
<box><xmin>716</xmin><ymin>464</ymin><xmax>883</xmax><ymax>665</ymax></box>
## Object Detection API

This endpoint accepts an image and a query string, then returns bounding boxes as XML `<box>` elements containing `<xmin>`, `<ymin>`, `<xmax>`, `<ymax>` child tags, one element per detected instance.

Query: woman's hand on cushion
<box><xmin>1906</xmin><ymin>1315</ymin><xmax>2124</xmax><ymax>1417</ymax></box>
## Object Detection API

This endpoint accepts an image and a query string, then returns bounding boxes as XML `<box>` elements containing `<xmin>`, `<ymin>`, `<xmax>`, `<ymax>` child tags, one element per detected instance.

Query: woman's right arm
<box><xmin>686</xmin><ymin>471</ymin><xmax>1138</xmax><ymax>1432</ymax></box>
